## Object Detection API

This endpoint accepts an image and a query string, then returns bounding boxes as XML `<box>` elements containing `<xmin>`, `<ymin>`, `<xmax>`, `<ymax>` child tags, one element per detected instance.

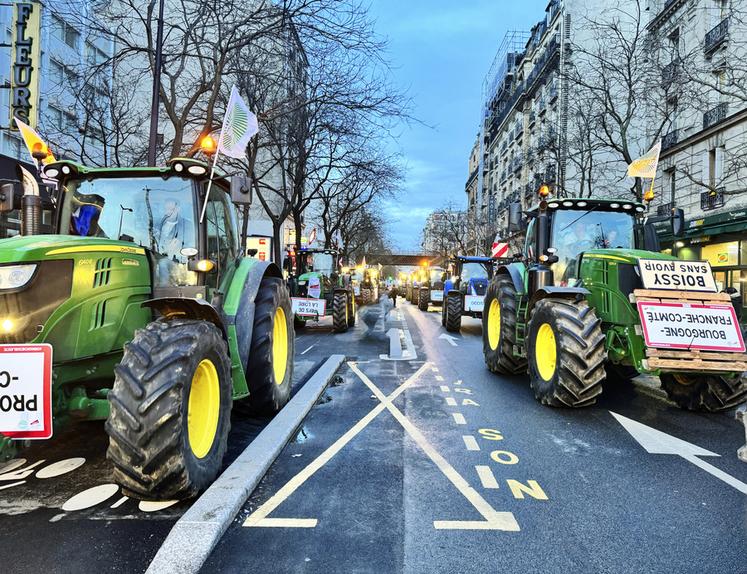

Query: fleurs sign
<box><xmin>11</xmin><ymin>2</ymin><xmax>42</xmax><ymax>128</ymax></box>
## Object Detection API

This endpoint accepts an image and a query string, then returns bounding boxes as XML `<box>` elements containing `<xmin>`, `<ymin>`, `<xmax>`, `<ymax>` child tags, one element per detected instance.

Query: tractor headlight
<box><xmin>0</xmin><ymin>264</ymin><xmax>37</xmax><ymax>290</ymax></box>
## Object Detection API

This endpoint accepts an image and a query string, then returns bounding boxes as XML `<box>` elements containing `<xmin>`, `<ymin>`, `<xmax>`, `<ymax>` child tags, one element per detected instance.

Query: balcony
<box><xmin>703</xmin><ymin>102</ymin><xmax>728</xmax><ymax>129</ymax></box>
<box><xmin>705</xmin><ymin>18</ymin><xmax>729</xmax><ymax>55</ymax></box>
<box><xmin>701</xmin><ymin>188</ymin><xmax>725</xmax><ymax>211</ymax></box>
<box><xmin>661</xmin><ymin>128</ymin><xmax>680</xmax><ymax>151</ymax></box>
<box><xmin>661</xmin><ymin>60</ymin><xmax>681</xmax><ymax>88</ymax></box>
<box><xmin>656</xmin><ymin>201</ymin><xmax>674</xmax><ymax>216</ymax></box>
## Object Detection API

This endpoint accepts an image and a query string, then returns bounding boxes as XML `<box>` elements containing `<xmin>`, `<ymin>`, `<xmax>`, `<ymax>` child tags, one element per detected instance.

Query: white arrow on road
<box><xmin>439</xmin><ymin>333</ymin><xmax>458</xmax><ymax>347</ymax></box>
<box><xmin>611</xmin><ymin>411</ymin><xmax>747</xmax><ymax>495</ymax></box>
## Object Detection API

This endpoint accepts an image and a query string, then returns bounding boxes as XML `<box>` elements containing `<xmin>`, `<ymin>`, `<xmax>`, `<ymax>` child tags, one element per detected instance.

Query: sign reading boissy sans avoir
<box><xmin>638</xmin><ymin>259</ymin><xmax>717</xmax><ymax>292</ymax></box>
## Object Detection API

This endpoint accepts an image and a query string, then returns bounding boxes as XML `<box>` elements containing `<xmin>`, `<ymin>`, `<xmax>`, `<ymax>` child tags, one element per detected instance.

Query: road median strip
<box><xmin>146</xmin><ymin>354</ymin><xmax>346</xmax><ymax>574</ymax></box>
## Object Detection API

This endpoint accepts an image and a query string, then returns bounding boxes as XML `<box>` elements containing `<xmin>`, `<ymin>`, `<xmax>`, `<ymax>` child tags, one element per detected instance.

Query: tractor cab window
<box><xmin>310</xmin><ymin>252</ymin><xmax>335</xmax><ymax>274</ymax></box>
<box><xmin>429</xmin><ymin>269</ymin><xmax>444</xmax><ymax>283</ymax></box>
<box><xmin>203</xmin><ymin>187</ymin><xmax>238</xmax><ymax>290</ymax></box>
<box><xmin>61</xmin><ymin>176</ymin><xmax>199</xmax><ymax>287</ymax></box>
<box><xmin>550</xmin><ymin>209</ymin><xmax>635</xmax><ymax>286</ymax></box>
<box><xmin>524</xmin><ymin>220</ymin><xmax>536</xmax><ymax>261</ymax></box>
<box><xmin>461</xmin><ymin>262</ymin><xmax>486</xmax><ymax>281</ymax></box>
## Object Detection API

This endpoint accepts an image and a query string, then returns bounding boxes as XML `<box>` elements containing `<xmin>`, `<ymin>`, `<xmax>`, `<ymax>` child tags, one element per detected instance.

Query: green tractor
<box><xmin>416</xmin><ymin>265</ymin><xmax>446</xmax><ymax>312</ymax></box>
<box><xmin>288</xmin><ymin>248</ymin><xmax>355</xmax><ymax>333</ymax></box>
<box><xmin>0</xmin><ymin>158</ymin><xmax>295</xmax><ymax>500</ymax></box>
<box><xmin>483</xmin><ymin>197</ymin><xmax>747</xmax><ymax>411</ymax></box>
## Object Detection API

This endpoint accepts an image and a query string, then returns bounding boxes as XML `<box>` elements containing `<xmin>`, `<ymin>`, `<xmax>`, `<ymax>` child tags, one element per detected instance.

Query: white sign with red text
<box><xmin>307</xmin><ymin>276</ymin><xmax>321</xmax><ymax>299</ymax></box>
<box><xmin>637</xmin><ymin>301</ymin><xmax>745</xmax><ymax>352</ymax></box>
<box><xmin>292</xmin><ymin>297</ymin><xmax>326</xmax><ymax>317</ymax></box>
<box><xmin>0</xmin><ymin>344</ymin><xmax>53</xmax><ymax>439</ymax></box>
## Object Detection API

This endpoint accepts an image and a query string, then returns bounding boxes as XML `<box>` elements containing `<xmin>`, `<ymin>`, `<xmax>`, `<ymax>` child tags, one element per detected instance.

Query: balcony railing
<box><xmin>703</xmin><ymin>102</ymin><xmax>728</xmax><ymax>129</ymax></box>
<box><xmin>701</xmin><ymin>187</ymin><xmax>725</xmax><ymax>211</ymax></box>
<box><xmin>705</xmin><ymin>18</ymin><xmax>729</xmax><ymax>55</ymax></box>
<box><xmin>656</xmin><ymin>201</ymin><xmax>674</xmax><ymax>216</ymax></box>
<box><xmin>661</xmin><ymin>129</ymin><xmax>680</xmax><ymax>151</ymax></box>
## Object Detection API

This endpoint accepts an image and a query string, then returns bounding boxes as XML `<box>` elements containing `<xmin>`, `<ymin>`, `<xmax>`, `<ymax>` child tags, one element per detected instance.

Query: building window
<box><xmin>47</xmin><ymin>106</ymin><xmax>64</xmax><ymax>129</ymax></box>
<box><xmin>51</xmin><ymin>14</ymin><xmax>80</xmax><ymax>49</ymax></box>
<box><xmin>50</xmin><ymin>60</ymin><xmax>64</xmax><ymax>86</ymax></box>
<box><xmin>701</xmin><ymin>241</ymin><xmax>739</xmax><ymax>267</ymax></box>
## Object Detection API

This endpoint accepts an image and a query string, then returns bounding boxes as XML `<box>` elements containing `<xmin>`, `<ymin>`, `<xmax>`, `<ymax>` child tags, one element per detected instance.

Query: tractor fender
<box><xmin>143</xmin><ymin>297</ymin><xmax>227</xmax><ymax>339</ymax></box>
<box><xmin>495</xmin><ymin>264</ymin><xmax>525</xmax><ymax>295</ymax></box>
<box><xmin>227</xmin><ymin>259</ymin><xmax>284</xmax><ymax>373</ymax></box>
<box><xmin>527</xmin><ymin>286</ymin><xmax>590</xmax><ymax>314</ymax></box>
<box><xmin>445</xmin><ymin>288</ymin><xmax>464</xmax><ymax>299</ymax></box>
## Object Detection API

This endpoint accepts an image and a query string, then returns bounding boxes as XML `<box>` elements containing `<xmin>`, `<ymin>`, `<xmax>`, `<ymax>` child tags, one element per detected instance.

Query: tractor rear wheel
<box><xmin>482</xmin><ymin>276</ymin><xmax>526</xmax><ymax>375</ymax></box>
<box><xmin>526</xmin><ymin>297</ymin><xmax>605</xmax><ymax>407</ymax></box>
<box><xmin>245</xmin><ymin>277</ymin><xmax>294</xmax><ymax>414</ymax></box>
<box><xmin>418</xmin><ymin>288</ymin><xmax>429</xmax><ymax>311</ymax></box>
<box><xmin>333</xmin><ymin>291</ymin><xmax>349</xmax><ymax>332</ymax></box>
<box><xmin>361</xmin><ymin>288</ymin><xmax>371</xmax><ymax>306</ymax></box>
<box><xmin>659</xmin><ymin>373</ymin><xmax>747</xmax><ymax>412</ymax></box>
<box><xmin>445</xmin><ymin>292</ymin><xmax>462</xmax><ymax>332</ymax></box>
<box><xmin>107</xmin><ymin>319</ymin><xmax>232</xmax><ymax>499</ymax></box>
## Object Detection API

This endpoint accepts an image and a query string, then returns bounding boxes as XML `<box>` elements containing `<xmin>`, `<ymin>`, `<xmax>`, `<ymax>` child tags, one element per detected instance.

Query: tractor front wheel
<box><xmin>418</xmin><ymin>288</ymin><xmax>429</xmax><ymax>311</ymax></box>
<box><xmin>333</xmin><ymin>291</ymin><xmax>349</xmax><ymax>333</ymax></box>
<box><xmin>245</xmin><ymin>277</ymin><xmax>294</xmax><ymax>414</ymax></box>
<box><xmin>107</xmin><ymin>319</ymin><xmax>232</xmax><ymax>499</ymax></box>
<box><xmin>347</xmin><ymin>290</ymin><xmax>357</xmax><ymax>328</ymax></box>
<box><xmin>526</xmin><ymin>297</ymin><xmax>605</xmax><ymax>407</ymax></box>
<box><xmin>445</xmin><ymin>292</ymin><xmax>462</xmax><ymax>332</ymax></box>
<box><xmin>659</xmin><ymin>373</ymin><xmax>747</xmax><ymax>412</ymax></box>
<box><xmin>482</xmin><ymin>276</ymin><xmax>526</xmax><ymax>375</ymax></box>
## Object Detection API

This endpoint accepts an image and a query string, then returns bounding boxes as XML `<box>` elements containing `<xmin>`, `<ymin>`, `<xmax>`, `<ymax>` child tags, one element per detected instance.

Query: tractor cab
<box><xmin>441</xmin><ymin>256</ymin><xmax>494</xmax><ymax>331</ymax></box>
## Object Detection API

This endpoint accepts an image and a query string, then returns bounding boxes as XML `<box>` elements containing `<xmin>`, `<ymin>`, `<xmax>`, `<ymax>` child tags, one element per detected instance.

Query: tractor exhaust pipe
<box><xmin>18</xmin><ymin>165</ymin><xmax>41</xmax><ymax>236</ymax></box>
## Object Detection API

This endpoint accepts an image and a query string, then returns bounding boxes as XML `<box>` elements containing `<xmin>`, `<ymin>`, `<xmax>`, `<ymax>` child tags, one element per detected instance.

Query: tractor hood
<box><xmin>0</xmin><ymin>235</ymin><xmax>145</xmax><ymax>264</ymax></box>
<box><xmin>297</xmin><ymin>271</ymin><xmax>324</xmax><ymax>283</ymax></box>
<box><xmin>582</xmin><ymin>248</ymin><xmax>677</xmax><ymax>265</ymax></box>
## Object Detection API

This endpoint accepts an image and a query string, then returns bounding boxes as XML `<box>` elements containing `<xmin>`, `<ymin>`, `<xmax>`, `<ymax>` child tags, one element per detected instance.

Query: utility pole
<box><xmin>147</xmin><ymin>0</ymin><xmax>166</xmax><ymax>166</ymax></box>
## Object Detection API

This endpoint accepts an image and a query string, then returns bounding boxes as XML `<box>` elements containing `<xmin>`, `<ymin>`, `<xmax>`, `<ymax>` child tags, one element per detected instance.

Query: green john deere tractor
<box><xmin>416</xmin><ymin>265</ymin><xmax>446</xmax><ymax>311</ymax></box>
<box><xmin>288</xmin><ymin>248</ymin><xmax>355</xmax><ymax>333</ymax></box>
<box><xmin>483</xmin><ymin>197</ymin><xmax>747</xmax><ymax>411</ymax></box>
<box><xmin>0</xmin><ymin>158</ymin><xmax>295</xmax><ymax>500</ymax></box>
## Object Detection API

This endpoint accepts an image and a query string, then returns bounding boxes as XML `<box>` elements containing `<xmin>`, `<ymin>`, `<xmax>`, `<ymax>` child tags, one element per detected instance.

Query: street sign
<box><xmin>291</xmin><ymin>297</ymin><xmax>326</xmax><ymax>317</ymax></box>
<box><xmin>464</xmin><ymin>295</ymin><xmax>484</xmax><ymax>313</ymax></box>
<box><xmin>638</xmin><ymin>259</ymin><xmax>717</xmax><ymax>293</ymax></box>
<box><xmin>637</xmin><ymin>301</ymin><xmax>745</xmax><ymax>352</ymax></box>
<box><xmin>0</xmin><ymin>344</ymin><xmax>53</xmax><ymax>439</ymax></box>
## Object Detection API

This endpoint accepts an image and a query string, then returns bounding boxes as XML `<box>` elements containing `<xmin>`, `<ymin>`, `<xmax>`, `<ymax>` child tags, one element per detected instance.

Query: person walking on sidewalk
<box><xmin>389</xmin><ymin>285</ymin><xmax>398</xmax><ymax>307</ymax></box>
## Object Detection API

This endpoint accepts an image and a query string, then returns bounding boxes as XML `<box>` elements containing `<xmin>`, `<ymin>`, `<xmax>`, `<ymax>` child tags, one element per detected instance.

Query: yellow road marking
<box><xmin>445</xmin><ymin>397</ymin><xmax>457</xmax><ymax>406</ymax></box>
<box><xmin>350</xmin><ymin>364</ymin><xmax>519</xmax><ymax>532</ymax></box>
<box><xmin>435</xmin><ymin>375</ymin><xmax>444</xmax><ymax>382</ymax></box>
<box><xmin>491</xmin><ymin>450</ymin><xmax>519</xmax><ymax>465</ymax></box>
<box><xmin>243</xmin><ymin>362</ymin><xmax>433</xmax><ymax>528</ymax></box>
<box><xmin>440</xmin><ymin>385</ymin><xmax>450</xmax><ymax>392</ymax></box>
<box><xmin>462</xmin><ymin>436</ymin><xmax>480</xmax><ymax>451</ymax></box>
<box><xmin>475</xmin><ymin>466</ymin><xmax>499</xmax><ymax>489</ymax></box>
<box><xmin>452</xmin><ymin>413</ymin><xmax>466</xmax><ymax>425</ymax></box>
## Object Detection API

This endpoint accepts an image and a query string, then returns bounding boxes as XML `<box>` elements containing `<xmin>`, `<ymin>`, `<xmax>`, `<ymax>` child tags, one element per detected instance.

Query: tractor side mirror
<box><xmin>230</xmin><ymin>175</ymin><xmax>252</xmax><ymax>205</ymax></box>
<box><xmin>643</xmin><ymin>221</ymin><xmax>660</xmax><ymax>252</ymax></box>
<box><xmin>508</xmin><ymin>202</ymin><xmax>522</xmax><ymax>232</ymax></box>
<box><xmin>0</xmin><ymin>183</ymin><xmax>15</xmax><ymax>213</ymax></box>
<box><xmin>671</xmin><ymin>207</ymin><xmax>685</xmax><ymax>237</ymax></box>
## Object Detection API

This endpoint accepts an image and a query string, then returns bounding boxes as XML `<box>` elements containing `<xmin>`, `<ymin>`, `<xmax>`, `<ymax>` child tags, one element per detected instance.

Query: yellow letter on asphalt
<box><xmin>478</xmin><ymin>428</ymin><xmax>504</xmax><ymax>441</ymax></box>
<box><xmin>490</xmin><ymin>450</ymin><xmax>519</xmax><ymax>465</ymax></box>
<box><xmin>506</xmin><ymin>479</ymin><xmax>548</xmax><ymax>500</ymax></box>
<box><xmin>462</xmin><ymin>399</ymin><xmax>480</xmax><ymax>406</ymax></box>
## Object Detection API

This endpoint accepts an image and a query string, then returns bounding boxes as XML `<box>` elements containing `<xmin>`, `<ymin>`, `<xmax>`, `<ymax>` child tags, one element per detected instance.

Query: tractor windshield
<box><xmin>430</xmin><ymin>269</ymin><xmax>444</xmax><ymax>283</ymax></box>
<box><xmin>550</xmin><ymin>209</ymin><xmax>635</xmax><ymax>286</ymax></box>
<box><xmin>60</xmin><ymin>176</ymin><xmax>198</xmax><ymax>287</ymax></box>
<box><xmin>461</xmin><ymin>262</ymin><xmax>486</xmax><ymax>281</ymax></box>
<box><xmin>304</xmin><ymin>252</ymin><xmax>334</xmax><ymax>274</ymax></box>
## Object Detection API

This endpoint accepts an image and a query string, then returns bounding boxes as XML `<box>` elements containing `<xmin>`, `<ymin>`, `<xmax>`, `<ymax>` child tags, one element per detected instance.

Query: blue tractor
<box><xmin>441</xmin><ymin>256</ymin><xmax>494</xmax><ymax>332</ymax></box>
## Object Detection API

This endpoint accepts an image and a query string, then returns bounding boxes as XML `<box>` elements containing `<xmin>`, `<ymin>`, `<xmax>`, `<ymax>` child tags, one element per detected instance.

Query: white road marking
<box><xmin>445</xmin><ymin>397</ymin><xmax>457</xmax><ymax>406</ymax></box>
<box><xmin>440</xmin><ymin>385</ymin><xmax>450</xmax><ymax>392</ymax></box>
<box><xmin>110</xmin><ymin>496</ymin><xmax>129</xmax><ymax>509</ymax></box>
<box><xmin>435</xmin><ymin>375</ymin><xmax>444</xmax><ymax>382</ymax></box>
<box><xmin>62</xmin><ymin>484</ymin><xmax>119</xmax><ymax>512</ymax></box>
<box><xmin>36</xmin><ymin>458</ymin><xmax>86</xmax><ymax>479</ymax></box>
<box><xmin>301</xmin><ymin>345</ymin><xmax>315</xmax><ymax>355</ymax></box>
<box><xmin>0</xmin><ymin>458</ymin><xmax>27</xmax><ymax>474</ymax></box>
<box><xmin>438</xmin><ymin>333</ymin><xmax>458</xmax><ymax>347</ymax></box>
<box><xmin>463</xmin><ymin>436</ymin><xmax>481</xmax><ymax>451</ymax></box>
<box><xmin>0</xmin><ymin>480</ymin><xmax>25</xmax><ymax>491</ymax></box>
<box><xmin>452</xmin><ymin>413</ymin><xmax>466</xmax><ymax>425</ymax></box>
<box><xmin>431</xmin><ymin>367</ymin><xmax>439</xmax><ymax>373</ymax></box>
<box><xmin>454</xmin><ymin>380</ymin><xmax>463</xmax><ymax>385</ymax></box>
<box><xmin>351</xmin><ymin>364</ymin><xmax>518</xmax><ymax>532</ymax></box>
<box><xmin>475</xmin><ymin>466</ymin><xmax>499</xmax><ymax>489</ymax></box>
<box><xmin>244</xmin><ymin>363</ymin><xmax>434</xmax><ymax>528</ymax></box>
<box><xmin>139</xmin><ymin>500</ymin><xmax>179</xmax><ymax>512</ymax></box>
<box><xmin>0</xmin><ymin>459</ymin><xmax>46</xmax><ymax>481</ymax></box>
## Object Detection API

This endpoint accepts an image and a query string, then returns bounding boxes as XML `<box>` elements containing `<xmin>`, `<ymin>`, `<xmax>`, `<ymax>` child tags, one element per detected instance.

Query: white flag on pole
<box><xmin>627</xmin><ymin>141</ymin><xmax>661</xmax><ymax>179</ymax></box>
<box><xmin>218</xmin><ymin>85</ymin><xmax>258</xmax><ymax>159</ymax></box>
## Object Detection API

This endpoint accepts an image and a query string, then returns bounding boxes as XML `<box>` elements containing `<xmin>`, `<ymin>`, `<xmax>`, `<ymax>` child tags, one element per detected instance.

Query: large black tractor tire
<box><xmin>482</xmin><ymin>276</ymin><xmax>527</xmax><ymax>375</ymax></box>
<box><xmin>361</xmin><ymin>288</ymin><xmax>371</xmax><ymax>306</ymax></box>
<box><xmin>441</xmin><ymin>299</ymin><xmax>447</xmax><ymax>326</ymax></box>
<box><xmin>445</xmin><ymin>292</ymin><xmax>462</xmax><ymax>333</ymax></box>
<box><xmin>332</xmin><ymin>291</ymin><xmax>349</xmax><ymax>333</ymax></box>
<box><xmin>107</xmin><ymin>319</ymin><xmax>232</xmax><ymax>500</ymax></box>
<box><xmin>526</xmin><ymin>297</ymin><xmax>606</xmax><ymax>407</ymax></box>
<box><xmin>347</xmin><ymin>290</ymin><xmax>357</xmax><ymax>328</ymax></box>
<box><xmin>245</xmin><ymin>277</ymin><xmax>294</xmax><ymax>415</ymax></box>
<box><xmin>659</xmin><ymin>373</ymin><xmax>747</xmax><ymax>412</ymax></box>
<box><xmin>418</xmin><ymin>288</ymin><xmax>429</xmax><ymax>311</ymax></box>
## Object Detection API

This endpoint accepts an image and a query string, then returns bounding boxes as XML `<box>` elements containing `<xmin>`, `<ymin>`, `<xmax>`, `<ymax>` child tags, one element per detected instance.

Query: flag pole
<box><xmin>199</xmin><ymin>148</ymin><xmax>220</xmax><ymax>224</ymax></box>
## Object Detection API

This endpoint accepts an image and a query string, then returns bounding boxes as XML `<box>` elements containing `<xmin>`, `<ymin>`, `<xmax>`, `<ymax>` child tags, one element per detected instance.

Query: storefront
<box><xmin>671</xmin><ymin>210</ymin><xmax>747</xmax><ymax>307</ymax></box>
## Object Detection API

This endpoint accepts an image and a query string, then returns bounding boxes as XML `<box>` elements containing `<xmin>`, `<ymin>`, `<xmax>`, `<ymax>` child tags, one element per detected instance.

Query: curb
<box><xmin>146</xmin><ymin>354</ymin><xmax>346</xmax><ymax>574</ymax></box>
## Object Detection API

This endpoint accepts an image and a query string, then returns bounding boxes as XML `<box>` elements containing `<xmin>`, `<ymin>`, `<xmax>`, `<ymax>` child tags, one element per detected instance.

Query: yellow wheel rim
<box><xmin>188</xmin><ymin>359</ymin><xmax>220</xmax><ymax>459</ymax></box>
<box><xmin>272</xmin><ymin>306</ymin><xmax>289</xmax><ymax>385</ymax></box>
<box><xmin>487</xmin><ymin>298</ymin><xmax>501</xmax><ymax>351</ymax></box>
<box><xmin>535</xmin><ymin>323</ymin><xmax>557</xmax><ymax>381</ymax></box>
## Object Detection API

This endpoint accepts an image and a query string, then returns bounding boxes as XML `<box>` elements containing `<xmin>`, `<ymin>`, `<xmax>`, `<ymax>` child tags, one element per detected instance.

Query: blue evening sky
<box><xmin>369</xmin><ymin>0</ymin><xmax>548</xmax><ymax>251</ymax></box>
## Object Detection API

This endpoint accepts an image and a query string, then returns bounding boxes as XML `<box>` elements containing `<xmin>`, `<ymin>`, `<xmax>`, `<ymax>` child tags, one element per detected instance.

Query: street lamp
<box><xmin>147</xmin><ymin>0</ymin><xmax>166</xmax><ymax>166</ymax></box>
<box><xmin>118</xmin><ymin>204</ymin><xmax>133</xmax><ymax>239</ymax></box>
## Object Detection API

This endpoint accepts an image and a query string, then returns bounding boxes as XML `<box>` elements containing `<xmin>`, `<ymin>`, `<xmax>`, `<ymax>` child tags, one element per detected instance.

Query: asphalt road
<box><xmin>206</xmin><ymin>297</ymin><xmax>747</xmax><ymax>574</ymax></box>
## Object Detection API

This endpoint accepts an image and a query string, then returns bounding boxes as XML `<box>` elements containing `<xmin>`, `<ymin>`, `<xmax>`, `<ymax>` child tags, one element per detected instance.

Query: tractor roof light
<box><xmin>200</xmin><ymin>135</ymin><xmax>217</xmax><ymax>156</ymax></box>
<box><xmin>31</xmin><ymin>142</ymin><xmax>49</xmax><ymax>161</ymax></box>
<box><xmin>643</xmin><ymin>189</ymin><xmax>655</xmax><ymax>202</ymax></box>
<box><xmin>538</xmin><ymin>184</ymin><xmax>551</xmax><ymax>198</ymax></box>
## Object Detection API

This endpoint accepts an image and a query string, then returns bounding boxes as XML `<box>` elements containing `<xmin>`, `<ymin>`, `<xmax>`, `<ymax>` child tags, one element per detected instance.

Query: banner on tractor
<box><xmin>638</xmin><ymin>259</ymin><xmax>718</xmax><ymax>293</ymax></box>
<box><xmin>0</xmin><ymin>344</ymin><xmax>53</xmax><ymax>439</ymax></box>
<box><xmin>307</xmin><ymin>276</ymin><xmax>321</xmax><ymax>298</ymax></box>
<box><xmin>431</xmin><ymin>290</ymin><xmax>443</xmax><ymax>302</ymax></box>
<box><xmin>292</xmin><ymin>297</ymin><xmax>326</xmax><ymax>317</ymax></box>
<box><xmin>465</xmin><ymin>295</ymin><xmax>484</xmax><ymax>313</ymax></box>
<box><xmin>637</xmin><ymin>301</ymin><xmax>745</xmax><ymax>352</ymax></box>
